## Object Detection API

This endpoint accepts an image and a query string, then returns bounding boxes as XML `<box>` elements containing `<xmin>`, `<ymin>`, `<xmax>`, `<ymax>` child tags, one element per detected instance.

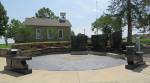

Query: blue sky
<box><xmin>1</xmin><ymin>0</ymin><xmax>111</xmax><ymax>37</ymax></box>
<box><xmin>1</xmin><ymin>0</ymin><xmax>142</xmax><ymax>38</ymax></box>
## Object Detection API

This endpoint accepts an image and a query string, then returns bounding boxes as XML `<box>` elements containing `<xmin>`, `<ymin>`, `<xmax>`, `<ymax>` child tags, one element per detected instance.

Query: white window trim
<box><xmin>58</xmin><ymin>29</ymin><xmax>63</xmax><ymax>39</ymax></box>
<box><xmin>36</xmin><ymin>29</ymin><xmax>41</xmax><ymax>39</ymax></box>
<box><xmin>47</xmin><ymin>29</ymin><xmax>52</xmax><ymax>39</ymax></box>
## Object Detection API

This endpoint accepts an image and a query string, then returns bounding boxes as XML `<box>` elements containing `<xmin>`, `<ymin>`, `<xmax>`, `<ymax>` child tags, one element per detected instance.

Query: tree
<box><xmin>35</xmin><ymin>7</ymin><xmax>58</xmax><ymax>19</ymax></box>
<box><xmin>92</xmin><ymin>14</ymin><xmax>122</xmax><ymax>34</ymax></box>
<box><xmin>15</xmin><ymin>26</ymin><xmax>33</xmax><ymax>43</ymax></box>
<box><xmin>92</xmin><ymin>15</ymin><xmax>112</xmax><ymax>34</ymax></box>
<box><xmin>107</xmin><ymin>0</ymin><xmax>146</xmax><ymax>45</ymax></box>
<box><xmin>137</xmin><ymin>1</ymin><xmax>150</xmax><ymax>32</ymax></box>
<box><xmin>0</xmin><ymin>1</ymin><xmax>9</xmax><ymax>45</ymax></box>
<box><xmin>7</xmin><ymin>19</ymin><xmax>33</xmax><ymax>43</ymax></box>
<box><xmin>8</xmin><ymin>19</ymin><xmax>23</xmax><ymax>38</ymax></box>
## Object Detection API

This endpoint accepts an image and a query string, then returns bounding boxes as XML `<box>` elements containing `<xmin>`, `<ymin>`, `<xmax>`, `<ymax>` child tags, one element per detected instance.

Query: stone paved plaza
<box><xmin>1</xmin><ymin>54</ymin><xmax>150</xmax><ymax>83</ymax></box>
<box><xmin>27</xmin><ymin>54</ymin><xmax>126</xmax><ymax>71</ymax></box>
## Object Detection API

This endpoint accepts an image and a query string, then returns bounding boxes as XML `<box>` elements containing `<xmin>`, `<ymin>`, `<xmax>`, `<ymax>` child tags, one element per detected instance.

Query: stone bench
<box><xmin>2</xmin><ymin>49</ymin><xmax>32</xmax><ymax>75</ymax></box>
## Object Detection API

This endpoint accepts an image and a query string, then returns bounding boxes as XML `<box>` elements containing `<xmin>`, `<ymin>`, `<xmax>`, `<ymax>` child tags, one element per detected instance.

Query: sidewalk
<box><xmin>1</xmin><ymin>57</ymin><xmax>150</xmax><ymax>83</ymax></box>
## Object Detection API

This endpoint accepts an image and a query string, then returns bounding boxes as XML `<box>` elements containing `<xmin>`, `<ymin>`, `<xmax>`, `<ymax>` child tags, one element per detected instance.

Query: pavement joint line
<box><xmin>77</xmin><ymin>72</ymin><xmax>81</xmax><ymax>83</ymax></box>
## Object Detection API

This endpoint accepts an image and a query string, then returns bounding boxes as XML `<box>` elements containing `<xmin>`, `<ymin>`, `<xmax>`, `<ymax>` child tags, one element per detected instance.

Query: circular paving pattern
<box><xmin>27</xmin><ymin>54</ymin><xmax>126</xmax><ymax>71</ymax></box>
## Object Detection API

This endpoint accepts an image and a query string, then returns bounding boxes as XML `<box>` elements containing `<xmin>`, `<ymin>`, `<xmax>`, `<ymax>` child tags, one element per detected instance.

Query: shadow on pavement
<box><xmin>133</xmin><ymin>64</ymin><xmax>150</xmax><ymax>73</ymax></box>
<box><xmin>0</xmin><ymin>70</ymin><xmax>24</xmax><ymax>77</ymax></box>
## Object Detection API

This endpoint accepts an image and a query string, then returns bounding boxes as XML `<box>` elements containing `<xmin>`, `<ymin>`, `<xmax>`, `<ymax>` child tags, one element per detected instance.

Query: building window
<box><xmin>36</xmin><ymin>29</ymin><xmax>41</xmax><ymax>39</ymax></box>
<box><xmin>58</xmin><ymin>29</ymin><xmax>63</xmax><ymax>39</ymax></box>
<box><xmin>47</xmin><ymin>29</ymin><xmax>52</xmax><ymax>39</ymax></box>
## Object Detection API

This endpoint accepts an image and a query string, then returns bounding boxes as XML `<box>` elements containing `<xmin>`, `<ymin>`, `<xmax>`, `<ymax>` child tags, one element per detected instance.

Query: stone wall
<box><xmin>12</xmin><ymin>42</ymin><xmax>70</xmax><ymax>50</ymax></box>
<box><xmin>0</xmin><ymin>48</ymin><xmax>9</xmax><ymax>57</ymax></box>
<box><xmin>0</xmin><ymin>48</ymin><xmax>70</xmax><ymax>57</ymax></box>
<box><xmin>21</xmin><ymin>47</ymin><xmax>70</xmax><ymax>57</ymax></box>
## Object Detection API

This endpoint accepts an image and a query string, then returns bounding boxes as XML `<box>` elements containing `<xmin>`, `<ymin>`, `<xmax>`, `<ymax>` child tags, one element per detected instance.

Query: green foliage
<box><xmin>15</xmin><ymin>26</ymin><xmax>33</xmax><ymax>43</ymax></box>
<box><xmin>108</xmin><ymin>0</ymin><xmax>148</xmax><ymax>31</ymax></box>
<box><xmin>145</xmin><ymin>0</ymin><xmax>150</xmax><ymax>6</ymax></box>
<box><xmin>0</xmin><ymin>1</ymin><xmax>9</xmax><ymax>36</ymax></box>
<box><xmin>0</xmin><ymin>44</ymin><xmax>11</xmax><ymax>48</ymax></box>
<box><xmin>6</xmin><ymin>19</ymin><xmax>33</xmax><ymax>43</ymax></box>
<box><xmin>92</xmin><ymin>14</ymin><xmax>122</xmax><ymax>34</ymax></box>
<box><xmin>107</xmin><ymin>0</ymin><xmax>148</xmax><ymax>44</ymax></box>
<box><xmin>7</xmin><ymin>19</ymin><xmax>23</xmax><ymax>38</ymax></box>
<box><xmin>35</xmin><ymin>7</ymin><xmax>58</xmax><ymax>19</ymax></box>
<box><xmin>140</xmin><ymin>39</ymin><xmax>150</xmax><ymax>44</ymax></box>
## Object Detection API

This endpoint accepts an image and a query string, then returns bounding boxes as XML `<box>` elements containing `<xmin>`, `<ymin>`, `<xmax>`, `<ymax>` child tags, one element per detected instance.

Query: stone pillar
<box><xmin>125</xmin><ymin>46</ymin><xmax>145</xmax><ymax>70</ymax></box>
<box><xmin>126</xmin><ymin>46</ymin><xmax>135</xmax><ymax>65</ymax></box>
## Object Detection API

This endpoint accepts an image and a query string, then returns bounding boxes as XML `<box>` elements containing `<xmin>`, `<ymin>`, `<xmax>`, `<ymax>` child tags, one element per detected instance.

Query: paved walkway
<box><xmin>1</xmin><ymin>57</ymin><xmax>150</xmax><ymax>83</ymax></box>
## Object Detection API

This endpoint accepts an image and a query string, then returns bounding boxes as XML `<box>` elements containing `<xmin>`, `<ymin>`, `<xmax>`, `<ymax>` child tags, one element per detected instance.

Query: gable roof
<box><xmin>23</xmin><ymin>18</ymin><xmax>72</xmax><ymax>27</ymax></box>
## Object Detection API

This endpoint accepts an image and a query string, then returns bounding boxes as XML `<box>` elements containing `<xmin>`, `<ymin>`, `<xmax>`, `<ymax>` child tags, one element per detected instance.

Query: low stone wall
<box><xmin>21</xmin><ymin>48</ymin><xmax>70</xmax><ymax>57</ymax></box>
<box><xmin>0</xmin><ymin>48</ymin><xmax>9</xmax><ymax>57</ymax></box>
<box><xmin>0</xmin><ymin>48</ymin><xmax>70</xmax><ymax>57</ymax></box>
<box><xmin>12</xmin><ymin>42</ymin><xmax>70</xmax><ymax>51</ymax></box>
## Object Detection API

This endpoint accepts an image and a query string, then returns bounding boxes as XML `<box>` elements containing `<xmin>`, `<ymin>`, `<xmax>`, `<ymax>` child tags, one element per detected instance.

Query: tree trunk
<box><xmin>4</xmin><ymin>31</ymin><xmax>8</xmax><ymax>46</ymax></box>
<box><xmin>127</xmin><ymin>0</ymin><xmax>132</xmax><ymax>45</ymax></box>
<box><xmin>4</xmin><ymin>36</ymin><xmax>8</xmax><ymax>46</ymax></box>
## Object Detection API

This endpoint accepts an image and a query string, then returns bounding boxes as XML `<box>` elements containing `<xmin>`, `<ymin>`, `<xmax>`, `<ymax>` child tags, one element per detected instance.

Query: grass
<box><xmin>0</xmin><ymin>44</ymin><xmax>12</xmax><ymax>49</ymax></box>
<box><xmin>140</xmin><ymin>39</ymin><xmax>150</xmax><ymax>45</ymax></box>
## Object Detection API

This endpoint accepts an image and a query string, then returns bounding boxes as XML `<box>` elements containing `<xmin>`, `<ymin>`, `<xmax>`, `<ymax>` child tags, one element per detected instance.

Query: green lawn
<box><xmin>0</xmin><ymin>44</ymin><xmax>12</xmax><ymax>48</ymax></box>
<box><xmin>140</xmin><ymin>39</ymin><xmax>150</xmax><ymax>45</ymax></box>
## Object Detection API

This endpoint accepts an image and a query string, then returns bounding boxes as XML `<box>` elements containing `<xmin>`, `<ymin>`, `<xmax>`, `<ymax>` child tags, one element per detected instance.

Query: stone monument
<box><xmin>125</xmin><ymin>35</ymin><xmax>145</xmax><ymax>69</ymax></box>
<box><xmin>71</xmin><ymin>35</ymin><xmax>88</xmax><ymax>55</ymax></box>
<box><xmin>4</xmin><ymin>49</ymin><xmax>32</xmax><ymax>74</ymax></box>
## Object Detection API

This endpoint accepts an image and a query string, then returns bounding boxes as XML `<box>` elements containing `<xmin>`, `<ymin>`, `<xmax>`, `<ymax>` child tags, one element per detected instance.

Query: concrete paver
<box><xmin>27</xmin><ymin>54</ymin><xmax>126</xmax><ymax>71</ymax></box>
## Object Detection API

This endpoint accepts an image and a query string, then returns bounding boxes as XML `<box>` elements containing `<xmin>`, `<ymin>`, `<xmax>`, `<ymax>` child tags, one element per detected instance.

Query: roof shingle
<box><xmin>23</xmin><ymin>18</ymin><xmax>72</xmax><ymax>27</ymax></box>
